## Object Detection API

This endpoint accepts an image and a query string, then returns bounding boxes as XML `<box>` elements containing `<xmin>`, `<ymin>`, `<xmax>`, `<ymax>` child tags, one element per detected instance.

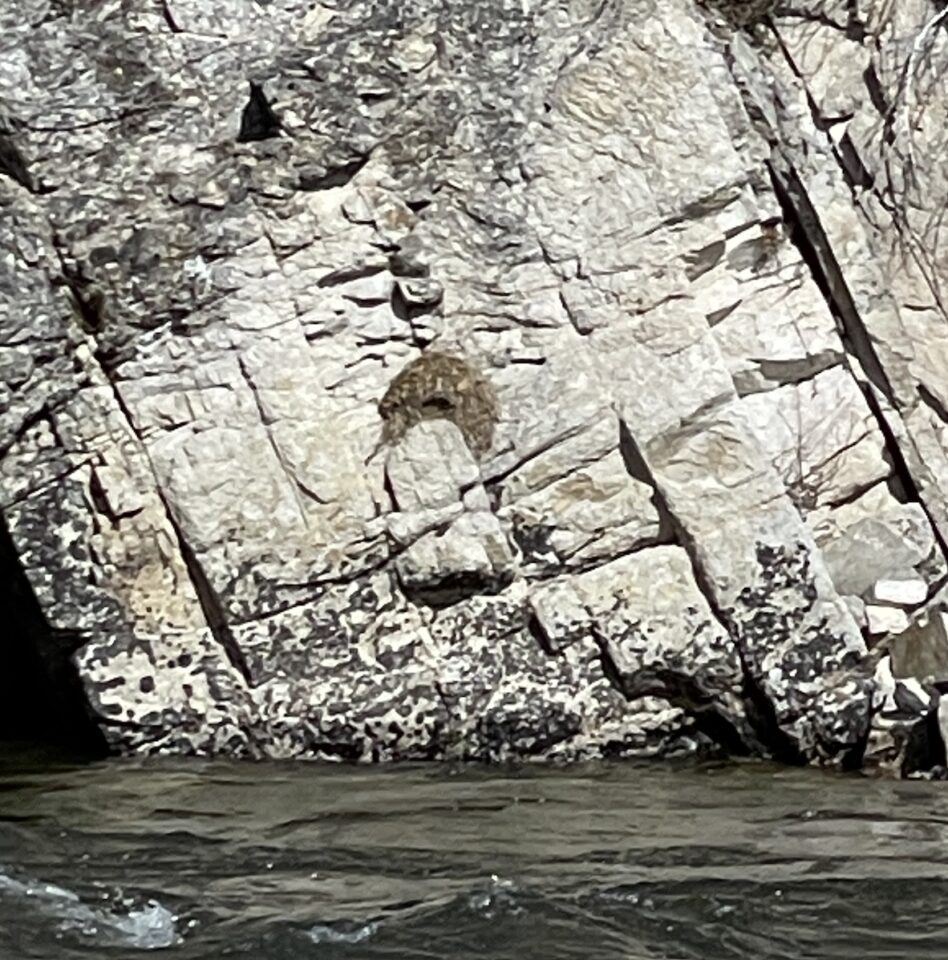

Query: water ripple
<box><xmin>2</xmin><ymin>752</ymin><xmax>948</xmax><ymax>958</ymax></box>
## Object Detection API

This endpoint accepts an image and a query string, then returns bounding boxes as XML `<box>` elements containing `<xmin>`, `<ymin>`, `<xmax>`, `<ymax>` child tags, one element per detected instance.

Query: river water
<box><xmin>1</xmin><ymin>746</ymin><xmax>948</xmax><ymax>959</ymax></box>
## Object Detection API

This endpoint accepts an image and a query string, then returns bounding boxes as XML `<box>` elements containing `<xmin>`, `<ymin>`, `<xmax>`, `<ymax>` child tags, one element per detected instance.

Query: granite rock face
<box><xmin>1</xmin><ymin>0</ymin><xmax>947</xmax><ymax>771</ymax></box>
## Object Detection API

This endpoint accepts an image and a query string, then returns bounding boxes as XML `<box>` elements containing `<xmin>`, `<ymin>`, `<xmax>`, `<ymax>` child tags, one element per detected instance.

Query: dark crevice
<box><xmin>863</xmin><ymin>64</ymin><xmax>893</xmax><ymax>128</ymax></box>
<box><xmin>476</xmin><ymin>422</ymin><xmax>591</xmax><ymax>492</ymax></box>
<box><xmin>616</xmin><ymin>421</ymin><xmax>676</xmax><ymax>542</ymax></box>
<box><xmin>382</xmin><ymin>465</ymin><xmax>400</xmax><ymax>512</ymax></box>
<box><xmin>128</xmin><ymin>430</ymin><xmax>253</xmax><ymax>684</ymax></box>
<box><xmin>19</xmin><ymin>103</ymin><xmax>158</xmax><ymax>135</ymax></box>
<box><xmin>738</xmin><ymin>355</ymin><xmax>841</xmax><ymax>394</ymax></box>
<box><xmin>918</xmin><ymin>384</ymin><xmax>948</xmax><ymax>425</ymax></box>
<box><xmin>0</xmin><ymin>133</ymin><xmax>34</xmax><ymax>192</ymax></box>
<box><xmin>317</xmin><ymin>263</ymin><xmax>387</xmax><ymax>288</ymax></box>
<box><xmin>1</xmin><ymin>461</ymin><xmax>89</xmax><ymax>513</ymax></box>
<box><xmin>843</xmin><ymin>0</ymin><xmax>869</xmax><ymax>42</ymax></box>
<box><xmin>526</xmin><ymin>611</ymin><xmax>556</xmax><ymax>656</ymax></box>
<box><xmin>765</xmin><ymin>116</ymin><xmax>948</xmax><ymax>566</ymax></box>
<box><xmin>388</xmin><ymin>246</ymin><xmax>429</xmax><ymax>279</ymax></box>
<box><xmin>0</xmin><ymin>512</ymin><xmax>107</xmax><ymax>755</ymax></box>
<box><xmin>836</xmin><ymin>132</ymin><xmax>875</xmax><ymax>192</ymax></box>
<box><xmin>823</xmin><ymin>475</ymin><xmax>886</xmax><ymax>511</ymax></box>
<box><xmin>159</xmin><ymin>0</ymin><xmax>182</xmax><ymax>33</ymax></box>
<box><xmin>770</xmin><ymin>6</ymin><xmax>848</xmax><ymax>33</ymax></box>
<box><xmin>59</xmin><ymin>263</ymin><xmax>107</xmax><ymax>336</ymax></box>
<box><xmin>768</xmin><ymin>161</ymin><xmax>897</xmax><ymax>406</ymax></box>
<box><xmin>589</xmin><ymin>624</ymin><xmax>753</xmax><ymax>758</ymax></box>
<box><xmin>773</xmin><ymin>132</ymin><xmax>948</xmax><ymax>552</ymax></box>
<box><xmin>344</xmin><ymin>293</ymin><xmax>391</xmax><ymax>308</ymax></box>
<box><xmin>299</xmin><ymin>153</ymin><xmax>371</xmax><ymax>192</ymax></box>
<box><xmin>841</xmin><ymin>713</ymin><xmax>872</xmax><ymax>773</ymax></box>
<box><xmin>399</xmin><ymin>569</ymin><xmax>515</xmax><ymax>611</ymax></box>
<box><xmin>87</xmin><ymin>468</ymin><xmax>122</xmax><ymax>527</ymax></box>
<box><xmin>513</xmin><ymin>530</ymin><xmax>673</xmax><ymax>584</ymax></box>
<box><xmin>706</xmin><ymin>301</ymin><xmax>740</xmax><ymax>327</ymax></box>
<box><xmin>391</xmin><ymin>281</ymin><xmax>432</xmax><ymax>325</ymax></box>
<box><xmin>174</xmin><ymin>535</ymin><xmax>252</xmax><ymax>685</ymax></box>
<box><xmin>235</xmin><ymin>549</ymin><xmax>399</xmax><ymax>625</ymax></box>
<box><xmin>559</xmin><ymin>290</ymin><xmax>590</xmax><ymax>337</ymax></box>
<box><xmin>548</xmin><ymin>531</ymin><xmax>672</xmax><ymax>572</ymax></box>
<box><xmin>657</xmin><ymin>672</ymin><xmax>753</xmax><ymax>758</ymax></box>
<box><xmin>237</xmin><ymin>81</ymin><xmax>280</xmax><ymax>143</ymax></box>
<box><xmin>861</xmin><ymin>382</ymin><xmax>948</xmax><ymax>561</ymax></box>
<box><xmin>811</xmin><ymin>110</ymin><xmax>855</xmax><ymax>135</ymax></box>
<box><xmin>594</xmin><ymin>633</ymin><xmax>626</xmax><ymax>696</ymax></box>
<box><xmin>901</xmin><ymin>705</ymin><xmax>947</xmax><ymax>777</ymax></box>
<box><xmin>310</xmin><ymin>741</ymin><xmax>363</xmax><ymax>762</ymax></box>
<box><xmin>405</xmin><ymin>198</ymin><xmax>432</xmax><ymax>214</ymax></box>
<box><xmin>684</xmin><ymin>239</ymin><xmax>727</xmax><ymax>282</ymax></box>
<box><xmin>733</xmin><ymin>642</ymin><xmax>804</xmax><ymax>765</ymax></box>
<box><xmin>0</xmin><ymin>402</ymin><xmax>59</xmax><ymax>461</ymax></box>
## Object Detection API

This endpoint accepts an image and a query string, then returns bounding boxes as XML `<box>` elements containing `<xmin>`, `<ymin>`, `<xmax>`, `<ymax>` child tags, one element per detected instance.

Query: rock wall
<box><xmin>1</xmin><ymin>0</ymin><xmax>947</xmax><ymax>771</ymax></box>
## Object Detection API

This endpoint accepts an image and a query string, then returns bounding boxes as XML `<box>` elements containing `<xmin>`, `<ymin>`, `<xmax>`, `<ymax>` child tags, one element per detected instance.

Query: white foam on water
<box><xmin>0</xmin><ymin>874</ymin><xmax>80</xmax><ymax>902</ymax></box>
<box><xmin>467</xmin><ymin>874</ymin><xmax>522</xmax><ymax>918</ymax></box>
<box><xmin>80</xmin><ymin>899</ymin><xmax>179</xmax><ymax>950</ymax></box>
<box><xmin>307</xmin><ymin>920</ymin><xmax>379</xmax><ymax>944</ymax></box>
<box><xmin>0</xmin><ymin>870</ymin><xmax>179</xmax><ymax>950</ymax></box>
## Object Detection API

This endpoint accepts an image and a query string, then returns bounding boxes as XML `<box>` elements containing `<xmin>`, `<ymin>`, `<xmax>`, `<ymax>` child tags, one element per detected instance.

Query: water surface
<box><xmin>1</xmin><ymin>745</ymin><xmax>946</xmax><ymax>959</ymax></box>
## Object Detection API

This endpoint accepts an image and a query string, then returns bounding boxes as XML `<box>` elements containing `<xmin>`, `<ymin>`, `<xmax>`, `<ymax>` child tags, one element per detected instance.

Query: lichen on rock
<box><xmin>2</xmin><ymin>0</ymin><xmax>948</xmax><ymax>775</ymax></box>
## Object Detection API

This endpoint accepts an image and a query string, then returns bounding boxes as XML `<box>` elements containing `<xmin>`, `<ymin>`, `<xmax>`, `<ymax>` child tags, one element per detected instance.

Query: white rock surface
<box><xmin>1</xmin><ymin>0</ymin><xmax>947</xmax><ymax>772</ymax></box>
<box><xmin>866</xmin><ymin>606</ymin><xmax>911</xmax><ymax>638</ymax></box>
<box><xmin>873</xmin><ymin>579</ymin><xmax>929</xmax><ymax>607</ymax></box>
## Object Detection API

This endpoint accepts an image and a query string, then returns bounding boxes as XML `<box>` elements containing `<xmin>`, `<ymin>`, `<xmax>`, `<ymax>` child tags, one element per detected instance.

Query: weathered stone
<box><xmin>500</xmin><ymin>448</ymin><xmax>664</xmax><ymax>573</ymax></box>
<box><xmin>641</xmin><ymin>405</ymin><xmax>871</xmax><ymax>761</ymax></box>
<box><xmin>1</xmin><ymin>0</ymin><xmax>947</xmax><ymax>776</ymax></box>
<box><xmin>888</xmin><ymin>612</ymin><xmax>948</xmax><ymax>683</ymax></box>
<box><xmin>733</xmin><ymin>367</ymin><xmax>889</xmax><ymax>513</ymax></box>
<box><xmin>866</xmin><ymin>605</ymin><xmax>911</xmax><ymax>637</ymax></box>
<box><xmin>810</xmin><ymin>485</ymin><xmax>941</xmax><ymax>601</ymax></box>
<box><xmin>422</xmin><ymin>588</ymin><xmax>698</xmax><ymax>761</ymax></box>
<box><xmin>530</xmin><ymin>546</ymin><xmax>756</xmax><ymax>750</ymax></box>
<box><xmin>395</xmin><ymin>511</ymin><xmax>515</xmax><ymax>606</ymax></box>
<box><xmin>874</xmin><ymin>579</ymin><xmax>929</xmax><ymax>607</ymax></box>
<box><xmin>694</xmin><ymin>223</ymin><xmax>844</xmax><ymax>396</ymax></box>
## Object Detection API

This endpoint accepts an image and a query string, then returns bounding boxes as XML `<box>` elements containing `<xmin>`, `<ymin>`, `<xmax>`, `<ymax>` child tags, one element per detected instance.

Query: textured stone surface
<box><xmin>889</xmin><ymin>610</ymin><xmax>948</xmax><ymax>683</ymax></box>
<box><xmin>874</xmin><ymin>579</ymin><xmax>929</xmax><ymax>607</ymax></box>
<box><xmin>1</xmin><ymin>0</ymin><xmax>948</xmax><ymax>773</ymax></box>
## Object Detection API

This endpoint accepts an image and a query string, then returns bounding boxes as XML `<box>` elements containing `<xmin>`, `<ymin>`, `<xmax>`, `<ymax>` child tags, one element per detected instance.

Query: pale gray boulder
<box><xmin>1</xmin><ymin>0</ymin><xmax>947</xmax><ymax>772</ymax></box>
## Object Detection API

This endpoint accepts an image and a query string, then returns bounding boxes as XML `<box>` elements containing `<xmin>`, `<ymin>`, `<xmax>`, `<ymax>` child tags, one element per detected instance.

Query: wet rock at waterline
<box><xmin>1</xmin><ymin>0</ymin><xmax>948</xmax><ymax>774</ymax></box>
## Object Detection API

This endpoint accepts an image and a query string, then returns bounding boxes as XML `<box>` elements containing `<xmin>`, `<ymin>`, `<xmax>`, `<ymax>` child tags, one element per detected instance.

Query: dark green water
<box><xmin>1</xmin><ymin>747</ymin><xmax>947</xmax><ymax>959</ymax></box>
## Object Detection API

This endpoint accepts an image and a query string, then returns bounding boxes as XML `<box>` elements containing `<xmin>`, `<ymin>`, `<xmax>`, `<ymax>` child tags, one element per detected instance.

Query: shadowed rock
<box><xmin>237</xmin><ymin>81</ymin><xmax>281</xmax><ymax>143</ymax></box>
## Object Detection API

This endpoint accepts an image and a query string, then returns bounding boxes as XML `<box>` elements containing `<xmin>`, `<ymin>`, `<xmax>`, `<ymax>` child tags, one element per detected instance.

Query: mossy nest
<box><xmin>378</xmin><ymin>351</ymin><xmax>499</xmax><ymax>458</ymax></box>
